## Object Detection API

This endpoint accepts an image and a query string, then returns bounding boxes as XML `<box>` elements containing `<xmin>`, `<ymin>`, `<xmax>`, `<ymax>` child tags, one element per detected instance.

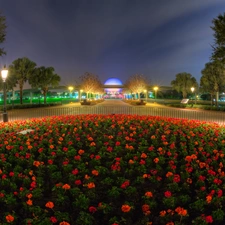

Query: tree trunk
<box><xmin>183</xmin><ymin>91</ymin><xmax>187</xmax><ymax>98</ymax></box>
<box><xmin>216</xmin><ymin>91</ymin><xmax>219</xmax><ymax>107</ymax></box>
<box><xmin>20</xmin><ymin>85</ymin><xmax>23</xmax><ymax>104</ymax></box>
<box><xmin>43</xmin><ymin>90</ymin><xmax>47</xmax><ymax>104</ymax></box>
<box><xmin>210</xmin><ymin>94</ymin><xmax>213</xmax><ymax>106</ymax></box>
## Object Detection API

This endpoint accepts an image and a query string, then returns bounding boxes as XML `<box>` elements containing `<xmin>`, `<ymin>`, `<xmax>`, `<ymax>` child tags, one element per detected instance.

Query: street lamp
<box><xmin>144</xmin><ymin>89</ymin><xmax>147</xmax><ymax>102</ymax></box>
<box><xmin>153</xmin><ymin>86</ymin><xmax>158</xmax><ymax>99</ymax></box>
<box><xmin>80</xmin><ymin>89</ymin><xmax>83</xmax><ymax>101</ymax></box>
<box><xmin>1</xmin><ymin>66</ymin><xmax>8</xmax><ymax>122</ymax></box>
<box><xmin>68</xmin><ymin>86</ymin><xmax>74</xmax><ymax>98</ymax></box>
<box><xmin>191</xmin><ymin>87</ymin><xmax>195</xmax><ymax>104</ymax></box>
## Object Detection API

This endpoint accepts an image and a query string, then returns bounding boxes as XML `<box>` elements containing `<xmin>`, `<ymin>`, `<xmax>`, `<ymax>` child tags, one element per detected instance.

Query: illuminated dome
<box><xmin>104</xmin><ymin>77</ymin><xmax>123</xmax><ymax>85</ymax></box>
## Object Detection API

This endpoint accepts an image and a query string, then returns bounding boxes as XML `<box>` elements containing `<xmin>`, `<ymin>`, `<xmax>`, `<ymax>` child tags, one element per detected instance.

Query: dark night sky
<box><xmin>0</xmin><ymin>0</ymin><xmax>225</xmax><ymax>88</ymax></box>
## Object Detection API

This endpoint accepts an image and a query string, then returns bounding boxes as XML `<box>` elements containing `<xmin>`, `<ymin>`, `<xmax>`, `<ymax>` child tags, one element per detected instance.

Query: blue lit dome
<box><xmin>104</xmin><ymin>77</ymin><xmax>123</xmax><ymax>85</ymax></box>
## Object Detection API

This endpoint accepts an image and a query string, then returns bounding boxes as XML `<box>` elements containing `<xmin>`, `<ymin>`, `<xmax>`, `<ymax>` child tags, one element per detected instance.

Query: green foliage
<box><xmin>211</xmin><ymin>13</ymin><xmax>225</xmax><ymax>63</ymax></box>
<box><xmin>171</xmin><ymin>72</ymin><xmax>198</xmax><ymax>98</ymax></box>
<box><xmin>9</xmin><ymin>57</ymin><xmax>37</xmax><ymax>104</ymax></box>
<box><xmin>0</xmin><ymin>12</ymin><xmax>6</xmax><ymax>56</ymax></box>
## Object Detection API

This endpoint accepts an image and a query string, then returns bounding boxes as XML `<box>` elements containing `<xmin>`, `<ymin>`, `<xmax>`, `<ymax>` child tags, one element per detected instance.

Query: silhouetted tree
<box><xmin>29</xmin><ymin>66</ymin><xmax>61</xmax><ymax>104</ymax></box>
<box><xmin>125</xmin><ymin>74</ymin><xmax>149</xmax><ymax>100</ymax></box>
<box><xmin>211</xmin><ymin>13</ymin><xmax>225</xmax><ymax>63</ymax></box>
<box><xmin>200</xmin><ymin>61</ymin><xmax>225</xmax><ymax>106</ymax></box>
<box><xmin>171</xmin><ymin>72</ymin><xmax>198</xmax><ymax>98</ymax></box>
<box><xmin>0</xmin><ymin>12</ymin><xmax>6</xmax><ymax>56</ymax></box>
<box><xmin>9</xmin><ymin>57</ymin><xmax>37</xmax><ymax>104</ymax></box>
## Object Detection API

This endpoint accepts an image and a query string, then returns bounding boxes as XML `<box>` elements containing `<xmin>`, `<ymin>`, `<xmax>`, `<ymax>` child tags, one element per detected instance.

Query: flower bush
<box><xmin>0</xmin><ymin>114</ymin><xmax>225</xmax><ymax>225</ymax></box>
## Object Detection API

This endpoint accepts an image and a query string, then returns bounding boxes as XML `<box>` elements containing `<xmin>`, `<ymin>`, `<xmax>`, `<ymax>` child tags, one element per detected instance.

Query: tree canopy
<box><xmin>211</xmin><ymin>13</ymin><xmax>225</xmax><ymax>63</ymax></box>
<box><xmin>171</xmin><ymin>72</ymin><xmax>198</xmax><ymax>98</ymax></box>
<box><xmin>79</xmin><ymin>72</ymin><xmax>102</xmax><ymax>98</ymax></box>
<box><xmin>125</xmin><ymin>74</ymin><xmax>149</xmax><ymax>99</ymax></box>
<box><xmin>200</xmin><ymin>61</ymin><xmax>225</xmax><ymax>105</ymax></box>
<box><xmin>29</xmin><ymin>66</ymin><xmax>61</xmax><ymax>104</ymax></box>
<box><xmin>9</xmin><ymin>57</ymin><xmax>37</xmax><ymax>104</ymax></box>
<box><xmin>0</xmin><ymin>12</ymin><xmax>6</xmax><ymax>56</ymax></box>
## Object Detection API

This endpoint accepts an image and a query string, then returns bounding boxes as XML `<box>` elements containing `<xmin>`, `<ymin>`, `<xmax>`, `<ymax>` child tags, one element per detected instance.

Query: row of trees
<box><xmin>1</xmin><ymin>12</ymin><xmax>225</xmax><ymax>104</ymax></box>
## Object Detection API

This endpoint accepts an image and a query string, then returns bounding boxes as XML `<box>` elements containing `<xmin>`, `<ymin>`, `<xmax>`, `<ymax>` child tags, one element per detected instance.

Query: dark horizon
<box><xmin>1</xmin><ymin>0</ymin><xmax>225</xmax><ymax>89</ymax></box>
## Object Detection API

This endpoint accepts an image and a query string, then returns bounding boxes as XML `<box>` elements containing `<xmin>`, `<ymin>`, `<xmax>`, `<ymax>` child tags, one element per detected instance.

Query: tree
<box><xmin>28</xmin><ymin>66</ymin><xmax>61</xmax><ymax>104</ymax></box>
<box><xmin>200</xmin><ymin>61</ymin><xmax>225</xmax><ymax>106</ymax></box>
<box><xmin>171</xmin><ymin>72</ymin><xmax>198</xmax><ymax>98</ymax></box>
<box><xmin>79</xmin><ymin>72</ymin><xmax>102</xmax><ymax>99</ymax></box>
<box><xmin>125</xmin><ymin>74</ymin><xmax>149</xmax><ymax>99</ymax></box>
<box><xmin>9</xmin><ymin>57</ymin><xmax>36</xmax><ymax>104</ymax></box>
<box><xmin>0</xmin><ymin>12</ymin><xmax>6</xmax><ymax>56</ymax></box>
<box><xmin>211</xmin><ymin>13</ymin><xmax>225</xmax><ymax>63</ymax></box>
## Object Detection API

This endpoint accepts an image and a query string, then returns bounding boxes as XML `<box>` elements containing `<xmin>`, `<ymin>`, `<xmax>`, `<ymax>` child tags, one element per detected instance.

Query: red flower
<box><xmin>48</xmin><ymin>159</ymin><xmax>53</xmax><ymax>164</ymax></box>
<box><xmin>121</xmin><ymin>180</ymin><xmax>130</xmax><ymax>189</ymax></box>
<box><xmin>218</xmin><ymin>189</ymin><xmax>223</xmax><ymax>198</ymax></box>
<box><xmin>74</xmin><ymin>155</ymin><xmax>81</xmax><ymax>160</ymax></box>
<box><xmin>95</xmin><ymin>155</ymin><xmax>101</xmax><ymax>160</ymax></box>
<box><xmin>75</xmin><ymin>180</ymin><xmax>82</xmax><ymax>185</ymax></box>
<box><xmin>205</xmin><ymin>215</ymin><xmax>213</xmax><ymax>223</ymax></box>
<box><xmin>89</xmin><ymin>206</ymin><xmax>97</xmax><ymax>213</ymax></box>
<box><xmin>72</xmin><ymin>169</ymin><xmax>79</xmax><ymax>175</ymax></box>
<box><xmin>50</xmin><ymin>216</ymin><xmax>58</xmax><ymax>223</ymax></box>
<box><xmin>164</xmin><ymin>191</ymin><xmax>172</xmax><ymax>198</ymax></box>
<box><xmin>173</xmin><ymin>174</ymin><xmax>180</xmax><ymax>183</ymax></box>
<box><xmin>115</xmin><ymin>141</ymin><xmax>120</xmax><ymax>146</ymax></box>
<box><xmin>9</xmin><ymin>172</ymin><xmax>14</xmax><ymax>177</ymax></box>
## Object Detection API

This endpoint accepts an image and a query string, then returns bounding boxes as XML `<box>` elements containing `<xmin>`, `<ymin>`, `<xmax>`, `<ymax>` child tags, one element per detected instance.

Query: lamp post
<box><xmin>1</xmin><ymin>66</ymin><xmax>8</xmax><ymax>122</ymax></box>
<box><xmin>80</xmin><ymin>89</ymin><xmax>83</xmax><ymax>101</ymax></box>
<box><xmin>153</xmin><ymin>86</ymin><xmax>158</xmax><ymax>100</ymax></box>
<box><xmin>68</xmin><ymin>86</ymin><xmax>74</xmax><ymax>98</ymax></box>
<box><xmin>191</xmin><ymin>87</ymin><xmax>195</xmax><ymax>105</ymax></box>
<box><xmin>144</xmin><ymin>89</ymin><xmax>147</xmax><ymax>102</ymax></box>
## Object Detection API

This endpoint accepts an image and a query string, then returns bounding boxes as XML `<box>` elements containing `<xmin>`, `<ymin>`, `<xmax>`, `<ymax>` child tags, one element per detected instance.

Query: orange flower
<box><xmin>145</xmin><ymin>191</ymin><xmax>153</xmax><ymax>198</ymax></box>
<box><xmin>28</xmin><ymin>145</ymin><xmax>33</xmax><ymax>150</ymax></box>
<box><xmin>62</xmin><ymin>184</ymin><xmax>71</xmax><ymax>190</ymax></box>
<box><xmin>129</xmin><ymin>159</ymin><xmax>134</xmax><ymax>164</ymax></box>
<box><xmin>59</xmin><ymin>221</ymin><xmax>70</xmax><ymax>225</ymax></box>
<box><xmin>121</xmin><ymin>204</ymin><xmax>131</xmax><ymax>212</ymax></box>
<box><xmin>92</xmin><ymin>170</ymin><xmax>99</xmax><ymax>176</ymax></box>
<box><xmin>160</xmin><ymin>210</ymin><xmax>166</xmax><ymax>217</ymax></box>
<box><xmin>58</xmin><ymin>137</ymin><xmax>63</xmax><ymax>141</ymax></box>
<box><xmin>78</xmin><ymin>149</ymin><xmax>85</xmax><ymax>155</ymax></box>
<box><xmin>143</xmin><ymin>174</ymin><xmax>148</xmax><ymax>178</ymax></box>
<box><xmin>142</xmin><ymin>204</ymin><xmax>150</xmax><ymax>212</ymax></box>
<box><xmin>206</xmin><ymin>195</ymin><xmax>212</xmax><ymax>203</ymax></box>
<box><xmin>29</xmin><ymin>170</ymin><xmax>33</xmax><ymax>176</ymax></box>
<box><xmin>33</xmin><ymin>161</ymin><xmax>41</xmax><ymax>167</ymax></box>
<box><xmin>141</xmin><ymin>153</ymin><xmax>147</xmax><ymax>159</ymax></box>
<box><xmin>151</xmin><ymin>135</ymin><xmax>155</xmax><ymax>139</ymax></box>
<box><xmin>166</xmin><ymin>171</ymin><xmax>173</xmax><ymax>177</ymax></box>
<box><xmin>85</xmin><ymin>174</ymin><xmax>90</xmax><ymax>180</ymax></box>
<box><xmin>186</xmin><ymin>178</ymin><xmax>192</xmax><ymax>184</ymax></box>
<box><xmin>26</xmin><ymin>193</ymin><xmax>32</xmax><ymax>199</ymax></box>
<box><xmin>5</xmin><ymin>214</ymin><xmax>14</xmax><ymax>223</ymax></box>
<box><xmin>154</xmin><ymin>158</ymin><xmax>159</xmax><ymax>163</ymax></box>
<box><xmin>87</xmin><ymin>182</ymin><xmax>95</xmax><ymax>189</ymax></box>
<box><xmin>90</xmin><ymin>142</ymin><xmax>96</xmax><ymax>146</ymax></box>
<box><xmin>175</xmin><ymin>207</ymin><xmax>187</xmax><ymax>216</ymax></box>
<box><xmin>45</xmin><ymin>201</ymin><xmax>54</xmax><ymax>209</ymax></box>
<box><xmin>26</xmin><ymin>199</ymin><xmax>33</xmax><ymax>206</ymax></box>
<box><xmin>49</xmin><ymin>145</ymin><xmax>54</xmax><ymax>149</ymax></box>
<box><xmin>166</xmin><ymin>222</ymin><xmax>174</xmax><ymax>225</ymax></box>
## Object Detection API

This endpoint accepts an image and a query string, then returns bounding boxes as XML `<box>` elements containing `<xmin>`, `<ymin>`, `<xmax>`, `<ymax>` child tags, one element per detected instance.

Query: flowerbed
<box><xmin>0</xmin><ymin>115</ymin><xmax>225</xmax><ymax>225</ymax></box>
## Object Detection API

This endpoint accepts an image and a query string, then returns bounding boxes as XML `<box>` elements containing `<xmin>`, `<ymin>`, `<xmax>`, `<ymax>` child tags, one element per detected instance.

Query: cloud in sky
<box><xmin>0</xmin><ymin>0</ymin><xmax>225</xmax><ymax>86</ymax></box>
